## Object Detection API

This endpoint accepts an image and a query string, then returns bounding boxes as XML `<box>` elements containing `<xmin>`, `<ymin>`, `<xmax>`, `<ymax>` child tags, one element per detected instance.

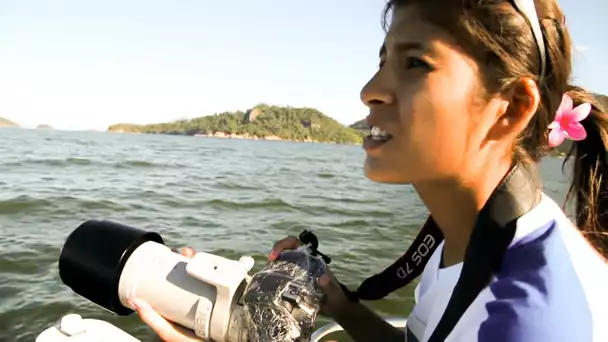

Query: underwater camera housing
<box><xmin>243</xmin><ymin>236</ymin><xmax>329</xmax><ymax>341</ymax></box>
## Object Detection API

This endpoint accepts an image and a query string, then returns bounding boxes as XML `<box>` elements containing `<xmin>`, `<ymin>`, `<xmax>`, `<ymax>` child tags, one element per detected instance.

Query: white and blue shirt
<box><xmin>406</xmin><ymin>192</ymin><xmax>608</xmax><ymax>342</ymax></box>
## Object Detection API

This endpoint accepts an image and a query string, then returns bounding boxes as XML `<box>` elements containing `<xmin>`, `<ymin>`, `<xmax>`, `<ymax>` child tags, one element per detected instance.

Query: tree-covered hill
<box><xmin>0</xmin><ymin>116</ymin><xmax>18</xmax><ymax>127</ymax></box>
<box><xmin>349</xmin><ymin>118</ymin><xmax>368</xmax><ymax>132</ymax></box>
<box><xmin>108</xmin><ymin>104</ymin><xmax>363</xmax><ymax>144</ymax></box>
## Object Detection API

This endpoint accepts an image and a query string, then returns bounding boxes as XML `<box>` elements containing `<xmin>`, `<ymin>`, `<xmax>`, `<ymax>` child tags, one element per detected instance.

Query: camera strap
<box><xmin>339</xmin><ymin>163</ymin><xmax>539</xmax><ymax>340</ymax></box>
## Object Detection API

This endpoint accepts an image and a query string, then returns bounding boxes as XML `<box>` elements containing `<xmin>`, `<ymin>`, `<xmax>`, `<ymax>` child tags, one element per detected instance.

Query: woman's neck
<box><xmin>414</xmin><ymin>159</ymin><xmax>513</xmax><ymax>267</ymax></box>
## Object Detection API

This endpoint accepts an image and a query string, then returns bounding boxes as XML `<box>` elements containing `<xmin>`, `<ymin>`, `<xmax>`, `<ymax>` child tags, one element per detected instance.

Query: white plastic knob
<box><xmin>59</xmin><ymin>314</ymin><xmax>86</xmax><ymax>336</ymax></box>
<box><xmin>238</xmin><ymin>256</ymin><xmax>255</xmax><ymax>272</ymax></box>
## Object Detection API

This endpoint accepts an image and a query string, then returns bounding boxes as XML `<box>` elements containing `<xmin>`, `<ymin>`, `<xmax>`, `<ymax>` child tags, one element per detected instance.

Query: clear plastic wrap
<box><xmin>242</xmin><ymin>246</ymin><xmax>327</xmax><ymax>342</ymax></box>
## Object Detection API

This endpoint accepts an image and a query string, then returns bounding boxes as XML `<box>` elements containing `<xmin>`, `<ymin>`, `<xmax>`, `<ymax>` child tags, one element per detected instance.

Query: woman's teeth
<box><xmin>370</xmin><ymin>126</ymin><xmax>392</xmax><ymax>141</ymax></box>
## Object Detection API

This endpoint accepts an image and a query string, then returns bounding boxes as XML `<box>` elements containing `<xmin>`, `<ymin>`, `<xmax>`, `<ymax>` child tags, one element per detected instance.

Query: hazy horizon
<box><xmin>1</xmin><ymin>0</ymin><xmax>606</xmax><ymax>131</ymax></box>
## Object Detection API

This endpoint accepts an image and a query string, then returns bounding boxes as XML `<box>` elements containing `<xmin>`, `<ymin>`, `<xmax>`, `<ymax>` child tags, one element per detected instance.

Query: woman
<box><xmin>131</xmin><ymin>0</ymin><xmax>608</xmax><ymax>340</ymax></box>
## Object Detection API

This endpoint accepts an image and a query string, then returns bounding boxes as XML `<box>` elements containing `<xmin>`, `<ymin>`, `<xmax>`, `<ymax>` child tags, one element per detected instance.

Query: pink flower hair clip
<box><xmin>547</xmin><ymin>94</ymin><xmax>591</xmax><ymax>147</ymax></box>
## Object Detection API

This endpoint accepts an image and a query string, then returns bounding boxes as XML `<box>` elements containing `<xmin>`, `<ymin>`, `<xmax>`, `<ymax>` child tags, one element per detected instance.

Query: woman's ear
<box><xmin>485</xmin><ymin>78</ymin><xmax>540</xmax><ymax>143</ymax></box>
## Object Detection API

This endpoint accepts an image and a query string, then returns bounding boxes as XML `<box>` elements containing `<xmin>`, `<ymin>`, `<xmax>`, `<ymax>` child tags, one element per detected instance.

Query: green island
<box><xmin>108</xmin><ymin>104</ymin><xmax>364</xmax><ymax>144</ymax></box>
<box><xmin>0</xmin><ymin>116</ymin><xmax>18</xmax><ymax>127</ymax></box>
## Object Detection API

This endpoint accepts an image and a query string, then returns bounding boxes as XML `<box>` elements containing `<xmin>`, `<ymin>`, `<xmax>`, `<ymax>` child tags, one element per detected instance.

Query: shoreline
<box><xmin>109</xmin><ymin>130</ymin><xmax>360</xmax><ymax>145</ymax></box>
<box><xmin>193</xmin><ymin>131</ymin><xmax>338</xmax><ymax>144</ymax></box>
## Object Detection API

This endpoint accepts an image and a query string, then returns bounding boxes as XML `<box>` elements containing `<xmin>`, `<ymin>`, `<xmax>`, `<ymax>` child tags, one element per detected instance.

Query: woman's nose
<box><xmin>360</xmin><ymin>72</ymin><xmax>394</xmax><ymax>107</ymax></box>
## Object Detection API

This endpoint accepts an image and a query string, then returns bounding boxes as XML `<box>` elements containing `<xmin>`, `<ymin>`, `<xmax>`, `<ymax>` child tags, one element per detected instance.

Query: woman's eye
<box><xmin>405</xmin><ymin>57</ymin><xmax>429</xmax><ymax>69</ymax></box>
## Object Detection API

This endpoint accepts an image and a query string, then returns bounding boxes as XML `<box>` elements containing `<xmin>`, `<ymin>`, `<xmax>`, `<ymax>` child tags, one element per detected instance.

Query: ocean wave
<box><xmin>0</xmin><ymin>195</ymin><xmax>127</xmax><ymax>215</ymax></box>
<box><xmin>205</xmin><ymin>198</ymin><xmax>298</xmax><ymax>211</ymax></box>
<box><xmin>299</xmin><ymin>203</ymin><xmax>393</xmax><ymax>218</ymax></box>
<box><xmin>1</xmin><ymin>157</ymin><xmax>92</xmax><ymax>167</ymax></box>
<box><xmin>0</xmin><ymin>157</ymin><xmax>182</xmax><ymax>169</ymax></box>
<box><xmin>0</xmin><ymin>249</ymin><xmax>56</xmax><ymax>276</ymax></box>
<box><xmin>150</xmin><ymin>196</ymin><xmax>393</xmax><ymax>217</ymax></box>
<box><xmin>316</xmin><ymin>172</ymin><xmax>336</xmax><ymax>179</ymax></box>
<box><xmin>299</xmin><ymin>193</ymin><xmax>379</xmax><ymax>204</ymax></box>
<box><xmin>213</xmin><ymin>181</ymin><xmax>260</xmax><ymax>191</ymax></box>
<box><xmin>0</xmin><ymin>195</ymin><xmax>55</xmax><ymax>214</ymax></box>
<box><xmin>113</xmin><ymin>160</ymin><xmax>156</xmax><ymax>168</ymax></box>
<box><xmin>331</xmin><ymin>219</ymin><xmax>371</xmax><ymax>227</ymax></box>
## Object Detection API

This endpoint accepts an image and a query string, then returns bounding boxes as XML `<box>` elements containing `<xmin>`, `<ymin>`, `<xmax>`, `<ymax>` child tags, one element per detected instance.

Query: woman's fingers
<box><xmin>170</xmin><ymin>247</ymin><xmax>196</xmax><ymax>258</ymax></box>
<box><xmin>269</xmin><ymin>235</ymin><xmax>301</xmax><ymax>260</ymax></box>
<box><xmin>174</xmin><ymin>236</ymin><xmax>301</xmax><ymax>261</ymax></box>
<box><xmin>317</xmin><ymin>273</ymin><xmax>340</xmax><ymax>294</ymax></box>
<box><xmin>180</xmin><ymin>247</ymin><xmax>195</xmax><ymax>257</ymax></box>
<box><xmin>130</xmin><ymin>298</ymin><xmax>201</xmax><ymax>341</ymax></box>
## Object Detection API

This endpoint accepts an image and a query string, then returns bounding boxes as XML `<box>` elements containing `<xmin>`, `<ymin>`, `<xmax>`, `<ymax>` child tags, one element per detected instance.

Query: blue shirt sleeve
<box><xmin>477</xmin><ymin>221</ymin><xmax>593</xmax><ymax>342</ymax></box>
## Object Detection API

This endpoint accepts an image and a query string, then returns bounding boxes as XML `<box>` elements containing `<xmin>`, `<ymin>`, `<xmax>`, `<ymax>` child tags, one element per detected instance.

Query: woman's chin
<box><xmin>364</xmin><ymin>161</ymin><xmax>412</xmax><ymax>184</ymax></box>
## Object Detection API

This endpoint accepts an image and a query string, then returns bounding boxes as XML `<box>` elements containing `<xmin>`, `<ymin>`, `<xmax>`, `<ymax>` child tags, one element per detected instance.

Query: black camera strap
<box><xmin>338</xmin><ymin>163</ymin><xmax>539</xmax><ymax>341</ymax></box>
<box><xmin>339</xmin><ymin>216</ymin><xmax>443</xmax><ymax>301</ymax></box>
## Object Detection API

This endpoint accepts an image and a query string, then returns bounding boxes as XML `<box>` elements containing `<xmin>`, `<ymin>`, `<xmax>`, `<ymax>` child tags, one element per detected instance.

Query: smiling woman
<box><xmin>134</xmin><ymin>1</ymin><xmax>608</xmax><ymax>341</ymax></box>
<box><xmin>362</xmin><ymin>8</ymin><xmax>488</xmax><ymax>187</ymax></box>
<box><xmin>356</xmin><ymin>0</ymin><xmax>608</xmax><ymax>341</ymax></box>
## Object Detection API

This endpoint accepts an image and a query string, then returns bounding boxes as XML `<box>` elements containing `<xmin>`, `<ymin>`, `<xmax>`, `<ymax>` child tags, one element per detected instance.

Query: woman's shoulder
<box><xmin>455</xmin><ymin>238</ymin><xmax>607</xmax><ymax>341</ymax></box>
<box><xmin>417</xmin><ymin>193</ymin><xmax>606</xmax><ymax>341</ymax></box>
<box><xmin>473</xmin><ymin>192</ymin><xmax>608</xmax><ymax>341</ymax></box>
<box><xmin>508</xmin><ymin>191</ymin><xmax>606</xmax><ymax>270</ymax></box>
<box><xmin>472</xmin><ymin>256</ymin><xmax>608</xmax><ymax>341</ymax></box>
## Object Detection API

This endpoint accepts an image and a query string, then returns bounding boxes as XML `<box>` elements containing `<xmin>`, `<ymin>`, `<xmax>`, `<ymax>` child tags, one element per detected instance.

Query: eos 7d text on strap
<box><xmin>338</xmin><ymin>217</ymin><xmax>444</xmax><ymax>302</ymax></box>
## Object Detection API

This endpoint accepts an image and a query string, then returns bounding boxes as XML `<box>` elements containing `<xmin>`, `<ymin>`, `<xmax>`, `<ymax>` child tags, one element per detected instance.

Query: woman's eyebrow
<box><xmin>379</xmin><ymin>41</ymin><xmax>428</xmax><ymax>58</ymax></box>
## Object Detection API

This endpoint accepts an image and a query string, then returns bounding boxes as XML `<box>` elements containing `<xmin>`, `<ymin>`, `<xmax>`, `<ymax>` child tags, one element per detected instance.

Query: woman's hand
<box><xmin>130</xmin><ymin>247</ymin><xmax>205</xmax><ymax>342</ymax></box>
<box><xmin>270</xmin><ymin>236</ymin><xmax>351</xmax><ymax>319</ymax></box>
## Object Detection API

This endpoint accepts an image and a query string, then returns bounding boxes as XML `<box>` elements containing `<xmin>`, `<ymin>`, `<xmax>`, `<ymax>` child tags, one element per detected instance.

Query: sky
<box><xmin>0</xmin><ymin>0</ymin><xmax>606</xmax><ymax>131</ymax></box>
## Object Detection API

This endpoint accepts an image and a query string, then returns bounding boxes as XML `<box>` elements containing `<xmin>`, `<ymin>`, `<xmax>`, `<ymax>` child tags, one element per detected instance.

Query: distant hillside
<box><xmin>0</xmin><ymin>116</ymin><xmax>18</xmax><ymax>127</ymax></box>
<box><xmin>349</xmin><ymin>119</ymin><xmax>368</xmax><ymax>140</ymax></box>
<box><xmin>108</xmin><ymin>104</ymin><xmax>363</xmax><ymax>144</ymax></box>
<box><xmin>350</xmin><ymin>119</ymin><xmax>368</xmax><ymax>130</ymax></box>
<box><xmin>37</xmin><ymin>124</ymin><xmax>53</xmax><ymax>129</ymax></box>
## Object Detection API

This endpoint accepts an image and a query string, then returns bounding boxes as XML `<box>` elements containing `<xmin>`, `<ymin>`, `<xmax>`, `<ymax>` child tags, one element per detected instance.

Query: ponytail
<box><xmin>563</xmin><ymin>87</ymin><xmax>608</xmax><ymax>258</ymax></box>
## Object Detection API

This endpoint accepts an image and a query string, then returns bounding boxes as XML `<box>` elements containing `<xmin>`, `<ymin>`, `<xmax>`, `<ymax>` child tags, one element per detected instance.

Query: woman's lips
<box><xmin>363</xmin><ymin>126</ymin><xmax>393</xmax><ymax>151</ymax></box>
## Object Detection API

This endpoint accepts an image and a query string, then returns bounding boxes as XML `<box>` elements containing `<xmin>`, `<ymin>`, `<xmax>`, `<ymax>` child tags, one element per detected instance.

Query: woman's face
<box><xmin>361</xmin><ymin>6</ymin><xmax>500</xmax><ymax>184</ymax></box>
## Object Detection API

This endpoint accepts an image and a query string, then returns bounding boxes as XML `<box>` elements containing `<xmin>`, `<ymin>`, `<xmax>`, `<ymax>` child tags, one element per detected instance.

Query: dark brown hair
<box><xmin>382</xmin><ymin>0</ymin><xmax>608</xmax><ymax>257</ymax></box>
